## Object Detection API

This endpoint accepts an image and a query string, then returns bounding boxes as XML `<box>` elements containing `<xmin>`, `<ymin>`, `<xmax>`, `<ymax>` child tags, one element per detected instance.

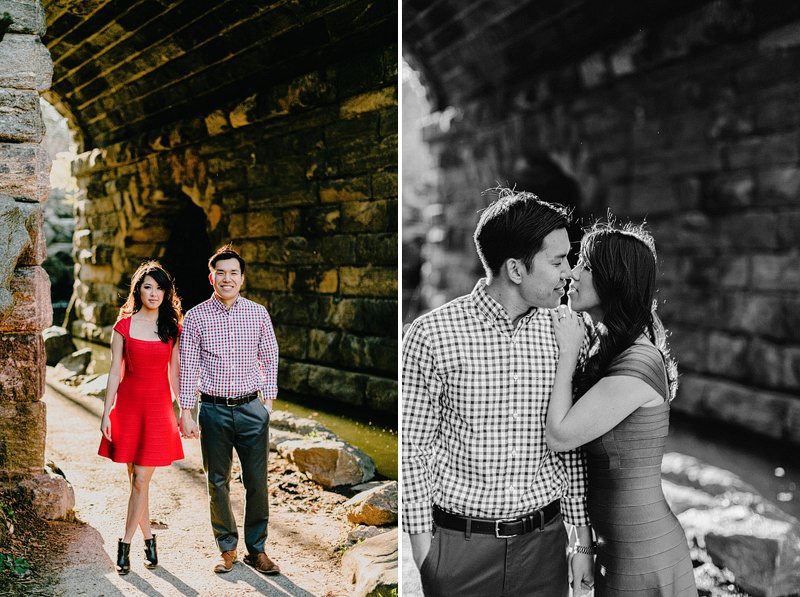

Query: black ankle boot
<box><xmin>116</xmin><ymin>539</ymin><xmax>131</xmax><ymax>575</ymax></box>
<box><xmin>144</xmin><ymin>534</ymin><xmax>158</xmax><ymax>569</ymax></box>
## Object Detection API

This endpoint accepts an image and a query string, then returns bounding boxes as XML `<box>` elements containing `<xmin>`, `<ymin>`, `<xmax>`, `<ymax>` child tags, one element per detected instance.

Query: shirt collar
<box><xmin>210</xmin><ymin>293</ymin><xmax>241</xmax><ymax>312</ymax></box>
<box><xmin>470</xmin><ymin>278</ymin><xmax>543</xmax><ymax>325</ymax></box>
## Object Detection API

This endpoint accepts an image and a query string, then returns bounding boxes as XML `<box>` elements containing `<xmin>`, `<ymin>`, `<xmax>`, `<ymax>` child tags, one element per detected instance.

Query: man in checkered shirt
<box><xmin>179</xmin><ymin>245</ymin><xmax>280</xmax><ymax>576</ymax></box>
<box><xmin>403</xmin><ymin>188</ymin><xmax>594</xmax><ymax>596</ymax></box>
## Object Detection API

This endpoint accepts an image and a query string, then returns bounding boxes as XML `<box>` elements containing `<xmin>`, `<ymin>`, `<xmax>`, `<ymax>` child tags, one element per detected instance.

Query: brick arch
<box><xmin>40</xmin><ymin>0</ymin><xmax>398</xmax><ymax>419</ymax></box>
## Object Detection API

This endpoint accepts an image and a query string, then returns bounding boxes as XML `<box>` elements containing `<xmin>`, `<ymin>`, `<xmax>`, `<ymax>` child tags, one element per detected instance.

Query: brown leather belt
<box><xmin>200</xmin><ymin>391</ymin><xmax>258</xmax><ymax>407</ymax></box>
<box><xmin>433</xmin><ymin>501</ymin><xmax>561</xmax><ymax>538</ymax></box>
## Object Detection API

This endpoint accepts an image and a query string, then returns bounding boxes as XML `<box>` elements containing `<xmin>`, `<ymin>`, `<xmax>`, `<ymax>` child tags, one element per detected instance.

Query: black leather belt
<box><xmin>433</xmin><ymin>501</ymin><xmax>561</xmax><ymax>538</ymax></box>
<box><xmin>200</xmin><ymin>391</ymin><xmax>258</xmax><ymax>407</ymax></box>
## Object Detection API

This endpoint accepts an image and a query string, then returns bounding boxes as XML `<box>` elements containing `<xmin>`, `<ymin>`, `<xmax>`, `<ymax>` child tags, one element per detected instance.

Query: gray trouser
<box><xmin>420</xmin><ymin>514</ymin><xmax>569</xmax><ymax>597</ymax></box>
<box><xmin>198</xmin><ymin>398</ymin><xmax>270</xmax><ymax>554</ymax></box>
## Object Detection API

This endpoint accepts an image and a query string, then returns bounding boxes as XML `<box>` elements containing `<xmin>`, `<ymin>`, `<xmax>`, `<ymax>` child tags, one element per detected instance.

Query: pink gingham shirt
<box><xmin>179</xmin><ymin>293</ymin><xmax>278</xmax><ymax>410</ymax></box>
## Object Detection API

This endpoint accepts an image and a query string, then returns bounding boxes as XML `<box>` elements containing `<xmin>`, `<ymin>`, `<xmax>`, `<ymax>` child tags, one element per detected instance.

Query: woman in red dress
<box><xmin>98</xmin><ymin>261</ymin><xmax>184</xmax><ymax>575</ymax></box>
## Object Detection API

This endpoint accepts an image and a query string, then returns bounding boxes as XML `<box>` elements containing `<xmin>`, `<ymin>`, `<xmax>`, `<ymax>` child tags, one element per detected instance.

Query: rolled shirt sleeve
<box><xmin>401</xmin><ymin>320</ymin><xmax>443</xmax><ymax>535</ymax></box>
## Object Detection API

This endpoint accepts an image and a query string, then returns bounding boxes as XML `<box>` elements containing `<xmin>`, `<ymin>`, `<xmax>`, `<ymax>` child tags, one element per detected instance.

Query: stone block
<box><xmin>322</xmin><ymin>297</ymin><xmax>396</xmax><ymax>335</ymax></box>
<box><xmin>372</xmin><ymin>171</ymin><xmax>397</xmax><ymax>199</ymax></box>
<box><xmin>0</xmin><ymin>400</ymin><xmax>45</xmax><ymax>477</ymax></box>
<box><xmin>340</xmin><ymin>87</ymin><xmax>396</xmax><ymax>119</ymax></box>
<box><xmin>670</xmin><ymin>374</ymin><xmax>708</xmax><ymax>418</ymax></box>
<box><xmin>303</xmin><ymin>206</ymin><xmax>340</xmax><ymax>235</ymax></box>
<box><xmin>745</xmin><ymin>338</ymin><xmax>784</xmax><ymax>389</ymax></box>
<box><xmin>703</xmin><ymin>171</ymin><xmax>754</xmax><ymax>212</ymax></box>
<box><xmin>777</xmin><ymin>209</ymin><xmax>800</xmax><ymax>249</ymax></box>
<box><xmin>1</xmin><ymin>0</ymin><xmax>46</xmax><ymax>36</ymax></box>
<box><xmin>0</xmin><ymin>332</ymin><xmax>44</xmax><ymax>401</ymax></box>
<box><xmin>325</xmin><ymin>113</ymin><xmax>379</xmax><ymax>144</ymax></box>
<box><xmin>307</xmin><ymin>364</ymin><xmax>365</xmax><ymax>406</ymax></box>
<box><xmin>308</xmin><ymin>328</ymin><xmax>341</xmax><ymax>362</ymax></box>
<box><xmin>0</xmin><ymin>33</ymin><xmax>52</xmax><ymax>91</ymax></box>
<box><xmin>728</xmin><ymin>132</ymin><xmax>799</xmax><ymax>168</ymax></box>
<box><xmin>703</xmin><ymin>379</ymin><xmax>787</xmax><ymax>441</ymax></box>
<box><xmin>365</xmin><ymin>377</ymin><xmax>398</xmax><ymax>413</ymax></box>
<box><xmin>0</xmin><ymin>266</ymin><xmax>51</xmax><ymax>333</ymax></box>
<box><xmin>757</xmin><ymin>166</ymin><xmax>800</xmax><ymax>205</ymax></box>
<box><xmin>752</xmin><ymin>255</ymin><xmax>800</xmax><ymax>291</ymax></box>
<box><xmin>723</xmin><ymin>293</ymin><xmax>784</xmax><ymax>338</ymax></box>
<box><xmin>16</xmin><ymin>201</ymin><xmax>46</xmax><ymax>266</ymax></box>
<box><xmin>289</xmin><ymin>267</ymin><xmax>338</xmax><ymax>294</ymax></box>
<box><xmin>319</xmin><ymin>236</ymin><xmax>356</xmax><ymax>265</ymax></box>
<box><xmin>338</xmin><ymin>335</ymin><xmax>396</xmax><ymax>374</ymax></box>
<box><xmin>247</xmin><ymin>267</ymin><xmax>288</xmax><ymax>292</ymax></box>
<box><xmin>319</xmin><ymin>176</ymin><xmax>371</xmax><ymax>203</ymax></box>
<box><xmin>0</xmin><ymin>141</ymin><xmax>50</xmax><ymax>201</ymax></box>
<box><xmin>379</xmin><ymin>106</ymin><xmax>397</xmax><ymax>137</ymax></box>
<box><xmin>341</xmin><ymin>199</ymin><xmax>388</xmax><ymax>233</ymax></box>
<box><xmin>667</xmin><ymin>327</ymin><xmax>708</xmax><ymax>373</ymax></box>
<box><xmin>0</xmin><ymin>88</ymin><xmax>44</xmax><ymax>142</ymax></box>
<box><xmin>0</xmin><ymin>198</ymin><xmax>32</xmax><ymax>315</ymax></box>
<box><xmin>278</xmin><ymin>438</ymin><xmax>375</xmax><ymax>488</ymax></box>
<box><xmin>340</xmin><ymin>266</ymin><xmax>397</xmax><ymax>297</ymax></box>
<box><xmin>355</xmin><ymin>233</ymin><xmax>396</xmax><ymax>265</ymax></box>
<box><xmin>278</xmin><ymin>359</ymin><xmax>310</xmax><ymax>394</ymax></box>
<box><xmin>706</xmin><ymin>332</ymin><xmax>749</xmax><ymax>380</ymax></box>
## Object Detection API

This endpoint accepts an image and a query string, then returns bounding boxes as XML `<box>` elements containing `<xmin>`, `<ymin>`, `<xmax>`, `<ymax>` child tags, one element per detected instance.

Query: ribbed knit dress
<box><xmin>586</xmin><ymin>343</ymin><xmax>697</xmax><ymax>596</ymax></box>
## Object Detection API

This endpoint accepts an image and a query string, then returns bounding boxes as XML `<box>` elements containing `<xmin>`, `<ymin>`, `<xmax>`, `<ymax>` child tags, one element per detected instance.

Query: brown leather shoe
<box><xmin>244</xmin><ymin>552</ymin><xmax>280</xmax><ymax>575</ymax></box>
<box><xmin>213</xmin><ymin>550</ymin><xmax>237</xmax><ymax>573</ymax></box>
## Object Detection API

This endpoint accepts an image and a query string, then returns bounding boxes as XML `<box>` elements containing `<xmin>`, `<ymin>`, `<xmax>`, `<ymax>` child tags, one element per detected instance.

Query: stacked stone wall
<box><xmin>68</xmin><ymin>44</ymin><xmax>397</xmax><ymax>416</ymax></box>
<box><xmin>408</xmin><ymin>1</ymin><xmax>800</xmax><ymax>443</ymax></box>
<box><xmin>0</xmin><ymin>0</ymin><xmax>53</xmax><ymax>477</ymax></box>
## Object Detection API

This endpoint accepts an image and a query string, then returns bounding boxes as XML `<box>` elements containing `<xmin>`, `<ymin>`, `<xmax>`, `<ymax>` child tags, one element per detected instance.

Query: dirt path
<box><xmin>41</xmin><ymin>383</ymin><xmax>352</xmax><ymax>597</ymax></box>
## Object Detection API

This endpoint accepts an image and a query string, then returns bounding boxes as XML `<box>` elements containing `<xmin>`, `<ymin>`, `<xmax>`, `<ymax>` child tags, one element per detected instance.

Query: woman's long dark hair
<box><xmin>573</xmin><ymin>221</ymin><xmax>678</xmax><ymax>401</ymax></box>
<box><xmin>119</xmin><ymin>261</ymin><xmax>182</xmax><ymax>343</ymax></box>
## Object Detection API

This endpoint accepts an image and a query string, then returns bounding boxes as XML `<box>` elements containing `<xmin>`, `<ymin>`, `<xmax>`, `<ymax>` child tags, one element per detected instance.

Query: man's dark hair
<box><xmin>208</xmin><ymin>244</ymin><xmax>246</xmax><ymax>275</ymax></box>
<box><xmin>474</xmin><ymin>187</ymin><xmax>571</xmax><ymax>278</ymax></box>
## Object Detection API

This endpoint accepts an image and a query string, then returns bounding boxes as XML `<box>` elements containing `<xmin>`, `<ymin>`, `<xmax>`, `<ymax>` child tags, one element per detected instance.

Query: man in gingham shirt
<box><xmin>179</xmin><ymin>245</ymin><xmax>280</xmax><ymax>576</ymax></box>
<box><xmin>403</xmin><ymin>189</ymin><xmax>594</xmax><ymax>596</ymax></box>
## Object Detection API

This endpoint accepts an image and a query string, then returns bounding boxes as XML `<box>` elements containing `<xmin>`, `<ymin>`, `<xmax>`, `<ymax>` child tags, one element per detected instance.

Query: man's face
<box><xmin>209</xmin><ymin>257</ymin><xmax>244</xmax><ymax>302</ymax></box>
<box><xmin>517</xmin><ymin>228</ymin><xmax>572</xmax><ymax>309</ymax></box>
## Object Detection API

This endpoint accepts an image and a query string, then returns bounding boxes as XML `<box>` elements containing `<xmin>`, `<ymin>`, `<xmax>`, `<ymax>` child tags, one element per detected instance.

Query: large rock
<box><xmin>269</xmin><ymin>427</ymin><xmax>304</xmax><ymax>451</ymax></box>
<box><xmin>344</xmin><ymin>481</ymin><xmax>397</xmax><ymax>526</ymax></box>
<box><xmin>0</xmin><ymin>34</ymin><xmax>53</xmax><ymax>91</ymax></box>
<box><xmin>42</xmin><ymin>326</ymin><xmax>76</xmax><ymax>366</ymax></box>
<box><xmin>270</xmin><ymin>410</ymin><xmax>336</xmax><ymax>438</ymax></box>
<box><xmin>342</xmin><ymin>528</ymin><xmax>398</xmax><ymax>597</ymax></box>
<box><xmin>53</xmin><ymin>348</ymin><xmax>92</xmax><ymax>382</ymax></box>
<box><xmin>278</xmin><ymin>438</ymin><xmax>375</xmax><ymax>488</ymax></box>
<box><xmin>77</xmin><ymin>373</ymin><xmax>108</xmax><ymax>398</ymax></box>
<box><xmin>18</xmin><ymin>462</ymin><xmax>75</xmax><ymax>521</ymax></box>
<box><xmin>0</xmin><ymin>199</ymin><xmax>31</xmax><ymax>317</ymax></box>
<box><xmin>679</xmin><ymin>505</ymin><xmax>800</xmax><ymax>597</ymax></box>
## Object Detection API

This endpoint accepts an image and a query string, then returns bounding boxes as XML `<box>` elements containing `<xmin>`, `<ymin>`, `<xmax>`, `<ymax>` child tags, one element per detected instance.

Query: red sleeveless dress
<box><xmin>98</xmin><ymin>318</ymin><xmax>184</xmax><ymax>466</ymax></box>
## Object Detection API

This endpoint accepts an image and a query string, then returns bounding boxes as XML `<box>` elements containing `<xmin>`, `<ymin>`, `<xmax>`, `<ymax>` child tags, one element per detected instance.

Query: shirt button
<box><xmin>511</xmin><ymin>449</ymin><xmax>517</xmax><ymax>457</ymax></box>
<box><xmin>508</xmin><ymin>484</ymin><xmax>516</xmax><ymax>492</ymax></box>
<box><xmin>512</xmin><ymin>411</ymin><xmax>519</xmax><ymax>419</ymax></box>
<box><xmin>512</xmin><ymin>375</ymin><xmax>519</xmax><ymax>382</ymax></box>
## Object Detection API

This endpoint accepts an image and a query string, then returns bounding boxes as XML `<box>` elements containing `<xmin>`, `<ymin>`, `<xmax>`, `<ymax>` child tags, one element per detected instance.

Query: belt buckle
<box><xmin>225</xmin><ymin>395</ymin><xmax>237</xmax><ymax>407</ymax></box>
<box><xmin>494</xmin><ymin>518</ymin><xmax>518</xmax><ymax>539</ymax></box>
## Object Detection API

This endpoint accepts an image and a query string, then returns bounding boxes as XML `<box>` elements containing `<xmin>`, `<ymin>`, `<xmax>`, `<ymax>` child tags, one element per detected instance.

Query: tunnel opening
<box><xmin>159</xmin><ymin>200</ymin><xmax>214</xmax><ymax>313</ymax></box>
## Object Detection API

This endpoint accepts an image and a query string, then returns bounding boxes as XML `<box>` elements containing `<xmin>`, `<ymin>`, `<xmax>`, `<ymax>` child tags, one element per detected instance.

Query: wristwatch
<box><xmin>573</xmin><ymin>543</ymin><xmax>595</xmax><ymax>555</ymax></box>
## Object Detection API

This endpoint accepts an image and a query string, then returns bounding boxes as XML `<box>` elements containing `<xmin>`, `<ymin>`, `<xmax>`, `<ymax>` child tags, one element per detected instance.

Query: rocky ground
<box><xmin>5</xmin><ymin>384</ymin><xmax>371</xmax><ymax>597</ymax></box>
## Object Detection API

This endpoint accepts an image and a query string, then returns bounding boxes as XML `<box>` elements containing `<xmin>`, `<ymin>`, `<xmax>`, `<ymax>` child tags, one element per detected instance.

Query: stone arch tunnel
<box><xmin>404</xmin><ymin>0</ymin><xmax>800</xmax><ymax>447</ymax></box>
<box><xmin>0</xmin><ymin>0</ymin><xmax>397</xmax><ymax>499</ymax></box>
